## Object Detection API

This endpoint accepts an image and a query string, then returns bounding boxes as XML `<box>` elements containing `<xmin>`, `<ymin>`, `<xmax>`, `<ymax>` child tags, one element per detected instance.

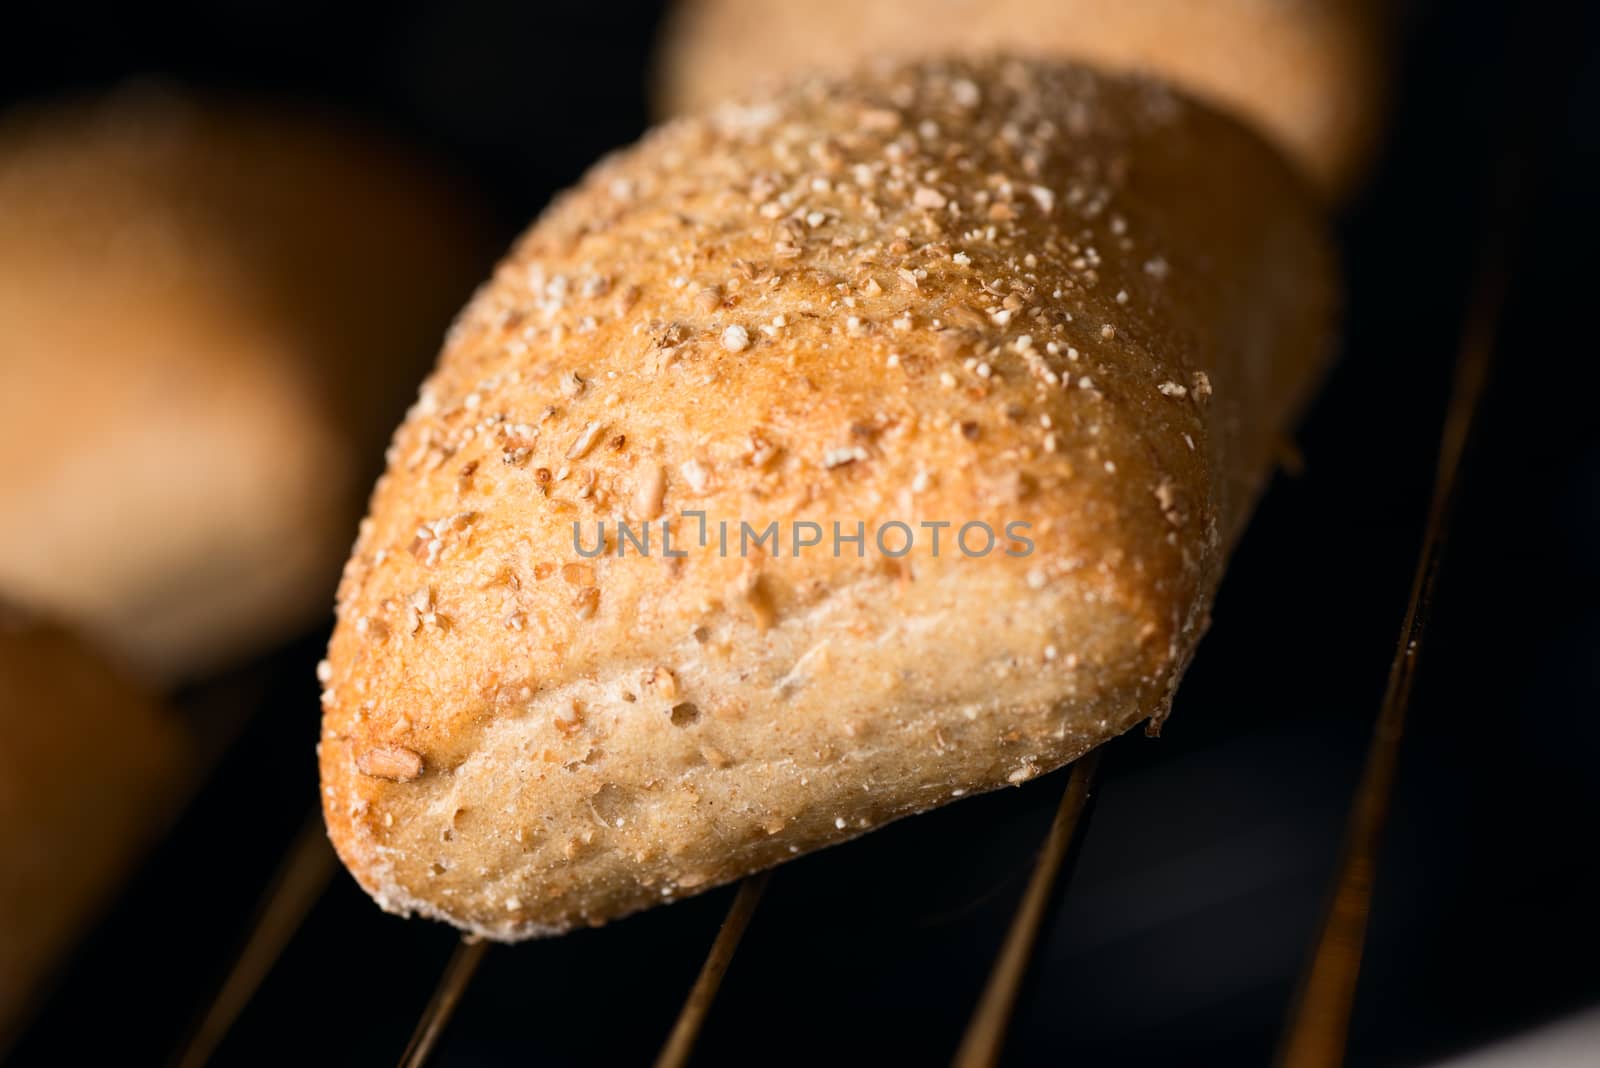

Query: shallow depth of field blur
<box><xmin>1</xmin><ymin>2</ymin><xmax>1597</xmax><ymax>1066</ymax></box>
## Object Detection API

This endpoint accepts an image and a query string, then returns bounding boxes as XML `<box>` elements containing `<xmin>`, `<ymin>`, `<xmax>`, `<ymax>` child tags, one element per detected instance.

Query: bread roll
<box><xmin>0</xmin><ymin>607</ymin><xmax>188</xmax><ymax>1028</ymax></box>
<box><xmin>656</xmin><ymin>0</ymin><xmax>1386</xmax><ymax>199</ymax></box>
<box><xmin>319</xmin><ymin>57</ymin><xmax>1335</xmax><ymax>939</ymax></box>
<box><xmin>0</xmin><ymin>87</ymin><xmax>490</xmax><ymax>681</ymax></box>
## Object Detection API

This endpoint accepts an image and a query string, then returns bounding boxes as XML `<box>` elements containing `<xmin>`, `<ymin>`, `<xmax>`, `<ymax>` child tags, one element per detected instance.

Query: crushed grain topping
<box><xmin>356</xmin><ymin>746</ymin><xmax>424</xmax><ymax>782</ymax></box>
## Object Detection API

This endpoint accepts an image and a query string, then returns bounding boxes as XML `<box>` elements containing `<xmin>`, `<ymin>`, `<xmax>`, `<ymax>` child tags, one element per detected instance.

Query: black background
<box><xmin>4</xmin><ymin>1</ymin><xmax>1598</xmax><ymax>1065</ymax></box>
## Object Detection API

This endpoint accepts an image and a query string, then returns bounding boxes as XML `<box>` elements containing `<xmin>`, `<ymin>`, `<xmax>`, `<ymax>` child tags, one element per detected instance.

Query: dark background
<box><xmin>4</xmin><ymin>1</ymin><xmax>1598</xmax><ymax>1065</ymax></box>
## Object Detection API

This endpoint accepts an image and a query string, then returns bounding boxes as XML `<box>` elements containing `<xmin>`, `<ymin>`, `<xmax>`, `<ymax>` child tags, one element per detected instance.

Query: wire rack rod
<box><xmin>397</xmin><ymin>937</ymin><xmax>491</xmax><ymax>1068</ymax></box>
<box><xmin>172</xmin><ymin>816</ymin><xmax>337</xmax><ymax>1068</ymax></box>
<box><xmin>1274</xmin><ymin>40</ymin><xmax>1552</xmax><ymax>1064</ymax></box>
<box><xmin>1275</xmin><ymin>237</ymin><xmax>1501</xmax><ymax>1068</ymax></box>
<box><xmin>653</xmin><ymin>872</ymin><xmax>772</xmax><ymax>1068</ymax></box>
<box><xmin>953</xmin><ymin>751</ymin><xmax>1103</xmax><ymax>1068</ymax></box>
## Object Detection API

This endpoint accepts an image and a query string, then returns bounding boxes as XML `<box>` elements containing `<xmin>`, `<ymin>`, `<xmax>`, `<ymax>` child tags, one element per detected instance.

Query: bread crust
<box><xmin>0</xmin><ymin>87</ymin><xmax>490</xmax><ymax>680</ymax></box>
<box><xmin>655</xmin><ymin>0</ymin><xmax>1387</xmax><ymax>199</ymax></box>
<box><xmin>319</xmin><ymin>57</ymin><xmax>1335</xmax><ymax>939</ymax></box>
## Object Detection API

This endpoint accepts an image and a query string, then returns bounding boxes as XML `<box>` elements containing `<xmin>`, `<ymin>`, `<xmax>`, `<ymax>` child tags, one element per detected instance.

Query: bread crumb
<box><xmin>680</xmin><ymin>458</ymin><xmax>711</xmax><ymax>493</ymax></box>
<box><xmin>566</xmin><ymin>421</ymin><xmax>605</xmax><ymax>459</ymax></box>
<box><xmin>554</xmin><ymin>701</ymin><xmax>584</xmax><ymax>735</ymax></box>
<box><xmin>650</xmin><ymin>666</ymin><xmax>679</xmax><ymax>700</ymax></box>
<box><xmin>632</xmin><ymin>465</ymin><xmax>666</xmax><ymax>519</ymax></box>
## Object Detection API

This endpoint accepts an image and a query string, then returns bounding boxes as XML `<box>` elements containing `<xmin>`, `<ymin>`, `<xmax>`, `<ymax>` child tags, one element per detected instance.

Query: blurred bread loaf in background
<box><xmin>655</xmin><ymin>0</ymin><xmax>1388</xmax><ymax>198</ymax></box>
<box><xmin>0</xmin><ymin>87</ymin><xmax>491</xmax><ymax>681</ymax></box>
<box><xmin>0</xmin><ymin>605</ymin><xmax>189</xmax><ymax>1029</ymax></box>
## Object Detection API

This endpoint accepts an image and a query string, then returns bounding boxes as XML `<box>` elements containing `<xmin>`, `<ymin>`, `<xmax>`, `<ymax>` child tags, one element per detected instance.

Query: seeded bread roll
<box><xmin>319</xmin><ymin>57</ymin><xmax>1335</xmax><ymax>939</ymax></box>
<box><xmin>0</xmin><ymin>87</ymin><xmax>490</xmax><ymax>681</ymax></box>
<box><xmin>0</xmin><ymin>607</ymin><xmax>188</xmax><ymax>1030</ymax></box>
<box><xmin>655</xmin><ymin>0</ymin><xmax>1386</xmax><ymax>199</ymax></box>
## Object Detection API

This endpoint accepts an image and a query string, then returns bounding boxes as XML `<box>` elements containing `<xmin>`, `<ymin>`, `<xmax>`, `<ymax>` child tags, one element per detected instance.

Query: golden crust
<box><xmin>0</xmin><ymin>87</ymin><xmax>490</xmax><ymax>681</ymax></box>
<box><xmin>655</xmin><ymin>0</ymin><xmax>1387</xmax><ymax>199</ymax></box>
<box><xmin>0</xmin><ymin>607</ymin><xmax>188</xmax><ymax>1027</ymax></box>
<box><xmin>319</xmin><ymin>57</ymin><xmax>1335</xmax><ymax>939</ymax></box>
